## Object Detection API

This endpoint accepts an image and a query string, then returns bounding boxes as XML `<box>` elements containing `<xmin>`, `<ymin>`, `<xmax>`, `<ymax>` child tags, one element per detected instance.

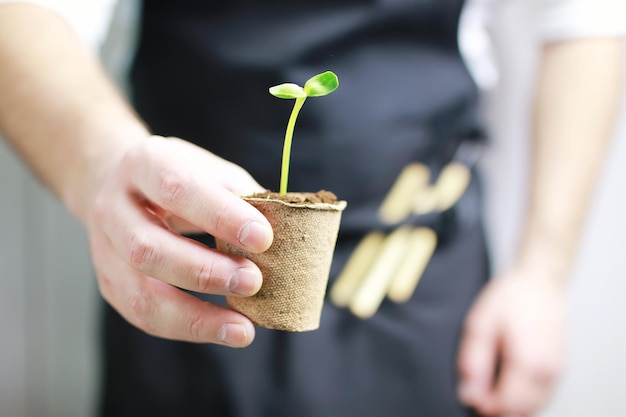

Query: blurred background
<box><xmin>1</xmin><ymin>0</ymin><xmax>625</xmax><ymax>416</ymax></box>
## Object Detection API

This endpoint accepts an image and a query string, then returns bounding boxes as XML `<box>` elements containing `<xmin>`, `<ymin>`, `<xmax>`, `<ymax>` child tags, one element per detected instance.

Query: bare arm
<box><xmin>458</xmin><ymin>37</ymin><xmax>624</xmax><ymax>416</ymax></box>
<box><xmin>0</xmin><ymin>3</ymin><xmax>273</xmax><ymax>346</ymax></box>
<box><xmin>0</xmin><ymin>3</ymin><xmax>146</xmax><ymax>220</ymax></box>
<box><xmin>518</xmin><ymin>37</ymin><xmax>623</xmax><ymax>281</ymax></box>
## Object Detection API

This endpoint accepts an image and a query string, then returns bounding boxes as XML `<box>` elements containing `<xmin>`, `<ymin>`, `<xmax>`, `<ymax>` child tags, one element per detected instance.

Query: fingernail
<box><xmin>228</xmin><ymin>267</ymin><xmax>262</xmax><ymax>296</ymax></box>
<box><xmin>238</xmin><ymin>221</ymin><xmax>272</xmax><ymax>252</ymax></box>
<box><xmin>218</xmin><ymin>323</ymin><xmax>249</xmax><ymax>347</ymax></box>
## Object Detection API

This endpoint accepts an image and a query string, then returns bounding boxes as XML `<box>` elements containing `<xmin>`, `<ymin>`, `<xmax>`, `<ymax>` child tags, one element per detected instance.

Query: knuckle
<box><xmin>126</xmin><ymin>232</ymin><xmax>160</xmax><ymax>270</ymax></box>
<box><xmin>194</xmin><ymin>262</ymin><xmax>217</xmax><ymax>294</ymax></box>
<box><xmin>128</xmin><ymin>290</ymin><xmax>150</xmax><ymax>318</ymax></box>
<box><xmin>157</xmin><ymin>169</ymin><xmax>191</xmax><ymax>207</ymax></box>
<box><xmin>127</xmin><ymin>291</ymin><xmax>159</xmax><ymax>336</ymax></box>
<box><xmin>211</xmin><ymin>203</ymin><xmax>227</xmax><ymax>233</ymax></box>
<box><xmin>210</xmin><ymin>198</ymin><xmax>235</xmax><ymax>234</ymax></box>
<box><xmin>187</xmin><ymin>312</ymin><xmax>207</xmax><ymax>341</ymax></box>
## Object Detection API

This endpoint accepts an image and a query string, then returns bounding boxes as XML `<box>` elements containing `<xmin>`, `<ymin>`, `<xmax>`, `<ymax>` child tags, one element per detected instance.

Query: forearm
<box><xmin>516</xmin><ymin>37</ymin><xmax>624</xmax><ymax>282</ymax></box>
<box><xmin>0</xmin><ymin>3</ymin><xmax>148</xmax><ymax>222</ymax></box>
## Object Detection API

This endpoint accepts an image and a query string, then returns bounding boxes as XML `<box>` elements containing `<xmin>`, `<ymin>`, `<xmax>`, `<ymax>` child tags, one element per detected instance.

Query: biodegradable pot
<box><xmin>216</xmin><ymin>192</ymin><xmax>346</xmax><ymax>332</ymax></box>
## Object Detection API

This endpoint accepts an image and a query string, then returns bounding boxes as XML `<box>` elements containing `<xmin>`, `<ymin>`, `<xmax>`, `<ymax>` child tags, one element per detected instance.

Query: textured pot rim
<box><xmin>243</xmin><ymin>197</ymin><xmax>347</xmax><ymax>211</ymax></box>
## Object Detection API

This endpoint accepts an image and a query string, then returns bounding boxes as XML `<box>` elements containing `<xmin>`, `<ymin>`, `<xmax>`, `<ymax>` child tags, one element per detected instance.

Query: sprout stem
<box><xmin>280</xmin><ymin>96</ymin><xmax>306</xmax><ymax>195</ymax></box>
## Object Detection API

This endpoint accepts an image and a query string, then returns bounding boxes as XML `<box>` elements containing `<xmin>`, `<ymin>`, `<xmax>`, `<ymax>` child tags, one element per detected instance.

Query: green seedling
<box><xmin>269</xmin><ymin>71</ymin><xmax>339</xmax><ymax>195</ymax></box>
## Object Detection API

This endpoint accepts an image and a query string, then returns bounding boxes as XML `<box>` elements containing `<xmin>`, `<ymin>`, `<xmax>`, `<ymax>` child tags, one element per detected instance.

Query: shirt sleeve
<box><xmin>530</xmin><ymin>0</ymin><xmax>626</xmax><ymax>41</ymax></box>
<box><xmin>0</xmin><ymin>0</ymin><xmax>120</xmax><ymax>50</ymax></box>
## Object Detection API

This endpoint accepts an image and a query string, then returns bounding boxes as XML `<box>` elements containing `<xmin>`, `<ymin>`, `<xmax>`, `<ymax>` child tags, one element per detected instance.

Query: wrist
<box><xmin>62</xmin><ymin>120</ymin><xmax>150</xmax><ymax>224</ymax></box>
<box><xmin>512</xmin><ymin>228</ymin><xmax>575</xmax><ymax>287</ymax></box>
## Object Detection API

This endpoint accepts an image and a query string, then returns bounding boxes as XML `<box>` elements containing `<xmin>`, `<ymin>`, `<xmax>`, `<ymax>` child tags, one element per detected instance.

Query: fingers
<box><xmin>458</xmin><ymin>311</ymin><xmax>553</xmax><ymax>417</ymax></box>
<box><xmin>94</xmin><ymin>238</ymin><xmax>255</xmax><ymax>346</ymax></box>
<box><xmin>129</xmin><ymin>278</ymin><xmax>255</xmax><ymax>346</ymax></box>
<box><xmin>491</xmin><ymin>319</ymin><xmax>564</xmax><ymax>416</ymax></box>
<box><xmin>457</xmin><ymin>303</ymin><xmax>499</xmax><ymax>413</ymax></box>
<box><xmin>458</xmin><ymin>277</ymin><xmax>565</xmax><ymax>417</ymax></box>
<box><xmin>86</xmin><ymin>136</ymin><xmax>273</xmax><ymax>346</ymax></box>
<box><xmin>125</xmin><ymin>137</ymin><xmax>273</xmax><ymax>253</ymax></box>
<box><xmin>485</xmin><ymin>351</ymin><xmax>560</xmax><ymax>417</ymax></box>
<box><xmin>99</xmin><ymin>192</ymin><xmax>263</xmax><ymax>297</ymax></box>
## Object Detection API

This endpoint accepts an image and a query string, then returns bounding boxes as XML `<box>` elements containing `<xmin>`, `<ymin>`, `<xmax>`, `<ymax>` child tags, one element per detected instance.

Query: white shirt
<box><xmin>1</xmin><ymin>0</ymin><xmax>626</xmax><ymax>51</ymax></box>
<box><xmin>2</xmin><ymin>0</ymin><xmax>625</xmax><ymax>275</ymax></box>
<box><xmin>531</xmin><ymin>0</ymin><xmax>626</xmax><ymax>41</ymax></box>
<box><xmin>0</xmin><ymin>0</ymin><xmax>119</xmax><ymax>50</ymax></box>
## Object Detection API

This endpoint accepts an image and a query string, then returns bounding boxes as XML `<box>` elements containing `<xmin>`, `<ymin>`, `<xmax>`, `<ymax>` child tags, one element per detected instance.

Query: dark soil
<box><xmin>247</xmin><ymin>190</ymin><xmax>340</xmax><ymax>204</ymax></box>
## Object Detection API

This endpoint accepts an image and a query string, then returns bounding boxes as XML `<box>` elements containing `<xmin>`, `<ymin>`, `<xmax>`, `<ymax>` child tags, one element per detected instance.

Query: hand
<box><xmin>86</xmin><ymin>136</ymin><xmax>273</xmax><ymax>346</ymax></box>
<box><xmin>457</xmin><ymin>267</ymin><xmax>567</xmax><ymax>416</ymax></box>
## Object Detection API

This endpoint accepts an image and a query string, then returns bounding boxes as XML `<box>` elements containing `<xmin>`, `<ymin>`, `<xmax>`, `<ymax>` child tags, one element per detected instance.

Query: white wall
<box><xmin>0</xmin><ymin>1</ymin><xmax>624</xmax><ymax>416</ymax></box>
<box><xmin>0</xmin><ymin>140</ymin><xmax>27</xmax><ymax>417</ymax></box>
<box><xmin>0</xmin><ymin>142</ymin><xmax>98</xmax><ymax>417</ymax></box>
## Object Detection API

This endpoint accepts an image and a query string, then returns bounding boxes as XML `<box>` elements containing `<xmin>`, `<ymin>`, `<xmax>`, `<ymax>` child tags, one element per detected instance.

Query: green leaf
<box><xmin>303</xmin><ymin>71</ymin><xmax>339</xmax><ymax>97</ymax></box>
<box><xmin>269</xmin><ymin>83</ymin><xmax>307</xmax><ymax>99</ymax></box>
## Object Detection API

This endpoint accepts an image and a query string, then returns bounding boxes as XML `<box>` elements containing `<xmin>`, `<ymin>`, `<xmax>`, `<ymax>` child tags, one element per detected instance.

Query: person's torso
<box><xmin>131</xmin><ymin>0</ymin><xmax>482</xmax><ymax>237</ymax></box>
<box><xmin>102</xmin><ymin>4</ymin><xmax>490</xmax><ymax>417</ymax></box>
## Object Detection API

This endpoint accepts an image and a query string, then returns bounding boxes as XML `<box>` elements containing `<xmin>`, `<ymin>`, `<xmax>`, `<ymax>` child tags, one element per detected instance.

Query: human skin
<box><xmin>457</xmin><ymin>38</ymin><xmax>624</xmax><ymax>416</ymax></box>
<box><xmin>0</xmin><ymin>3</ymin><xmax>623</xmax><ymax>415</ymax></box>
<box><xmin>0</xmin><ymin>3</ymin><xmax>273</xmax><ymax>347</ymax></box>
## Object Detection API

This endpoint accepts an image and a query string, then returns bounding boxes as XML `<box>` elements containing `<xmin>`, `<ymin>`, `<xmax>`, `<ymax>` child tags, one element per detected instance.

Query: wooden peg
<box><xmin>433</xmin><ymin>161</ymin><xmax>470</xmax><ymax>211</ymax></box>
<box><xmin>330</xmin><ymin>232</ymin><xmax>385</xmax><ymax>308</ymax></box>
<box><xmin>387</xmin><ymin>227</ymin><xmax>437</xmax><ymax>303</ymax></box>
<box><xmin>412</xmin><ymin>187</ymin><xmax>440</xmax><ymax>215</ymax></box>
<box><xmin>349</xmin><ymin>226</ymin><xmax>412</xmax><ymax>319</ymax></box>
<box><xmin>414</xmin><ymin>162</ymin><xmax>470</xmax><ymax>214</ymax></box>
<box><xmin>379</xmin><ymin>163</ymin><xmax>430</xmax><ymax>224</ymax></box>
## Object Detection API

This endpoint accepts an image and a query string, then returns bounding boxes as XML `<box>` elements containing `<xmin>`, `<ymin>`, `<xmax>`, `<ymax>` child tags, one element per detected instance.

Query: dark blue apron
<box><xmin>100</xmin><ymin>1</ymin><xmax>489</xmax><ymax>416</ymax></box>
